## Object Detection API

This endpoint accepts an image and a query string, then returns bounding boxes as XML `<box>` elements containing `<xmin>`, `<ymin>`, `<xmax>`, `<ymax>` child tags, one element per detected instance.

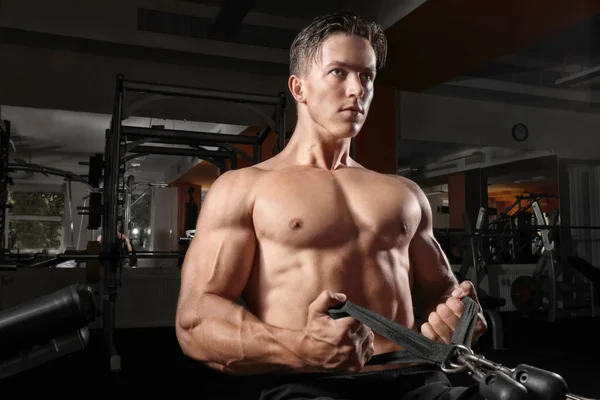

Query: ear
<box><xmin>288</xmin><ymin>74</ymin><xmax>306</xmax><ymax>103</ymax></box>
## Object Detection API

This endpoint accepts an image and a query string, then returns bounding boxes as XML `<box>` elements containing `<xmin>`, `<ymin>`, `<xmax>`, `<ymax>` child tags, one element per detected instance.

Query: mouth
<box><xmin>342</xmin><ymin>106</ymin><xmax>364</xmax><ymax>114</ymax></box>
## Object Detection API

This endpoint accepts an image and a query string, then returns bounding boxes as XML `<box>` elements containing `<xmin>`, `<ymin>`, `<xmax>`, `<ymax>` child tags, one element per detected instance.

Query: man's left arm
<box><xmin>403</xmin><ymin>178</ymin><xmax>487</xmax><ymax>344</ymax></box>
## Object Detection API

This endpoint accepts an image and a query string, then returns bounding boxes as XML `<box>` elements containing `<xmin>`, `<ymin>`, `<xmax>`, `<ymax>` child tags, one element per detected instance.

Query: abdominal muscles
<box><xmin>243</xmin><ymin>238</ymin><xmax>416</xmax><ymax>355</ymax></box>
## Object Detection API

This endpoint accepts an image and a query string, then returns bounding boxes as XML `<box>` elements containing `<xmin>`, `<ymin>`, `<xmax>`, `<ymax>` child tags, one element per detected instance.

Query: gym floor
<box><xmin>3</xmin><ymin>312</ymin><xmax>598</xmax><ymax>398</ymax></box>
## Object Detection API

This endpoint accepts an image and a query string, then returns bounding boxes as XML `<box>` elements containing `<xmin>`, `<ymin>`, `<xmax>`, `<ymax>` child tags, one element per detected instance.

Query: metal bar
<box><xmin>126</xmin><ymin>253</ymin><xmax>183</xmax><ymax>258</ymax></box>
<box><xmin>7</xmin><ymin>164</ymin><xmax>89</xmax><ymax>186</ymax></box>
<box><xmin>204</xmin><ymin>158</ymin><xmax>226</xmax><ymax>171</ymax></box>
<box><xmin>547</xmin><ymin>252</ymin><xmax>557</xmax><ymax>323</ymax></box>
<box><xmin>463</xmin><ymin>212</ymin><xmax>478</xmax><ymax>290</ymax></box>
<box><xmin>433</xmin><ymin>230</ymin><xmax>518</xmax><ymax>238</ymax></box>
<box><xmin>129</xmin><ymin>145</ymin><xmax>236</xmax><ymax>159</ymax></box>
<box><xmin>120</xmin><ymin>154</ymin><xmax>146</xmax><ymax>165</ymax></box>
<box><xmin>0</xmin><ymin>120</ymin><xmax>9</xmax><ymax>250</ymax></box>
<box><xmin>434</xmin><ymin>225</ymin><xmax>600</xmax><ymax>235</ymax></box>
<box><xmin>22</xmin><ymin>252</ymin><xmax>185</xmax><ymax>268</ymax></box>
<box><xmin>3</xmin><ymin>251</ymin><xmax>185</xmax><ymax>259</ymax></box>
<box><xmin>276</xmin><ymin>93</ymin><xmax>287</xmax><ymax>153</ymax></box>
<box><xmin>551</xmin><ymin>225</ymin><xmax>600</xmax><ymax>230</ymax></box>
<box><xmin>123</xmin><ymin>79</ymin><xmax>281</xmax><ymax>106</ymax></box>
<box><xmin>256</xmin><ymin>124</ymin><xmax>271</xmax><ymax>145</ymax></box>
<box><xmin>76</xmin><ymin>197</ymin><xmax>88</xmax><ymax>249</ymax></box>
<box><xmin>131</xmin><ymin>187</ymin><xmax>151</xmax><ymax>207</ymax></box>
<box><xmin>123</xmin><ymin>136</ymin><xmax>235</xmax><ymax>150</ymax></box>
<box><xmin>555</xmin><ymin>64</ymin><xmax>600</xmax><ymax>85</ymax></box>
<box><xmin>103</xmin><ymin>74</ymin><xmax>125</xmax><ymax>372</ymax></box>
<box><xmin>219</xmin><ymin>144</ymin><xmax>253</xmax><ymax>165</ymax></box>
<box><xmin>66</xmin><ymin>253</ymin><xmax>184</xmax><ymax>260</ymax></box>
<box><xmin>134</xmin><ymin>251</ymin><xmax>184</xmax><ymax>254</ymax></box>
<box><xmin>123</xmin><ymin>138</ymin><xmax>156</xmax><ymax>154</ymax></box>
<box><xmin>7</xmin><ymin>215</ymin><xmax>62</xmax><ymax>222</ymax></box>
<box><xmin>66</xmin><ymin>181</ymin><xmax>74</xmax><ymax>249</ymax></box>
<box><xmin>253</xmin><ymin>143</ymin><xmax>262</xmax><ymax>165</ymax></box>
<box><xmin>123</xmin><ymin>176</ymin><xmax>133</xmax><ymax>237</ymax></box>
<box><xmin>122</xmin><ymin>125</ymin><xmax>258</xmax><ymax>146</ymax></box>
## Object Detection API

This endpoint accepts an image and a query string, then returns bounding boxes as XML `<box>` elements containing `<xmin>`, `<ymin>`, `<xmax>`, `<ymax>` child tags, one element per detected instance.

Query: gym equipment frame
<box><xmin>99</xmin><ymin>74</ymin><xmax>287</xmax><ymax>373</ymax></box>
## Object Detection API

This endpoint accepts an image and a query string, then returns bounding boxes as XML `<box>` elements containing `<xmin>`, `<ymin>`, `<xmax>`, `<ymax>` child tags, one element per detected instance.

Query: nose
<box><xmin>346</xmin><ymin>73</ymin><xmax>365</xmax><ymax>99</ymax></box>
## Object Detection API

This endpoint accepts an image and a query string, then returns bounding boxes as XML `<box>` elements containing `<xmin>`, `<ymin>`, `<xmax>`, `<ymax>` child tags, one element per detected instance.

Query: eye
<box><xmin>331</xmin><ymin>68</ymin><xmax>346</xmax><ymax>77</ymax></box>
<box><xmin>361</xmin><ymin>73</ymin><xmax>374</xmax><ymax>81</ymax></box>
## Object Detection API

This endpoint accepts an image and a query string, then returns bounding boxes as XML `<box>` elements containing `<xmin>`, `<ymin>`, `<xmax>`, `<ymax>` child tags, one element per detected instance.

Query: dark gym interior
<box><xmin>1</xmin><ymin>1</ymin><xmax>599</xmax><ymax>398</ymax></box>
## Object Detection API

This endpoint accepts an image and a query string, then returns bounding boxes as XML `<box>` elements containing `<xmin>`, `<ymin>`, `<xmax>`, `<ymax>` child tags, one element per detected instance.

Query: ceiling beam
<box><xmin>210</xmin><ymin>0</ymin><xmax>257</xmax><ymax>40</ymax></box>
<box><xmin>0</xmin><ymin>27</ymin><xmax>289</xmax><ymax>75</ymax></box>
<box><xmin>380</xmin><ymin>0</ymin><xmax>600</xmax><ymax>91</ymax></box>
<box><xmin>446</xmin><ymin>78</ymin><xmax>600</xmax><ymax>103</ymax></box>
<box><xmin>555</xmin><ymin>65</ymin><xmax>600</xmax><ymax>86</ymax></box>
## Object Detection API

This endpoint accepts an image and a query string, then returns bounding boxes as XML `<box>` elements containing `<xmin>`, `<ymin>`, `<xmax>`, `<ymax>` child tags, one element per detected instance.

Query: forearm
<box><xmin>177</xmin><ymin>293</ymin><xmax>316</xmax><ymax>376</ymax></box>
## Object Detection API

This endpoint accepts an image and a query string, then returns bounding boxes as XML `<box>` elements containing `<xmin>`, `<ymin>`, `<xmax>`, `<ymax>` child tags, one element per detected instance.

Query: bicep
<box><xmin>181</xmin><ymin>212</ymin><xmax>256</xmax><ymax>301</ymax></box>
<box><xmin>177</xmin><ymin>172</ymin><xmax>257</xmax><ymax>314</ymax></box>
<box><xmin>407</xmin><ymin>181</ymin><xmax>457</xmax><ymax>298</ymax></box>
<box><xmin>409</xmin><ymin>228</ymin><xmax>456</xmax><ymax>292</ymax></box>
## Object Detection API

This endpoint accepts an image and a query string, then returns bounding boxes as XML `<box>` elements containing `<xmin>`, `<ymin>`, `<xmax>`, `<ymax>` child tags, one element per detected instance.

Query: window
<box><xmin>6</xmin><ymin>185</ymin><xmax>65</xmax><ymax>253</ymax></box>
<box><xmin>129</xmin><ymin>190</ymin><xmax>152</xmax><ymax>251</ymax></box>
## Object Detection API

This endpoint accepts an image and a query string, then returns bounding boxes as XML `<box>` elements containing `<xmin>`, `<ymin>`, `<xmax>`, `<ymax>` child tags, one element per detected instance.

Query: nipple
<box><xmin>289</xmin><ymin>218</ymin><xmax>303</xmax><ymax>230</ymax></box>
<box><xmin>400</xmin><ymin>222</ymin><xmax>408</xmax><ymax>235</ymax></box>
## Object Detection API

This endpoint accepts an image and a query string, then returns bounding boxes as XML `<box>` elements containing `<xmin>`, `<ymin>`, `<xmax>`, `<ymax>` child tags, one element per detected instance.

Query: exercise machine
<box><xmin>510</xmin><ymin>202</ymin><xmax>598</xmax><ymax>322</ymax></box>
<box><xmin>97</xmin><ymin>74</ymin><xmax>287</xmax><ymax>374</ymax></box>
<box><xmin>510</xmin><ymin>202</ymin><xmax>558</xmax><ymax>321</ymax></box>
<box><xmin>330</xmin><ymin>296</ymin><xmax>589</xmax><ymax>400</ymax></box>
<box><xmin>459</xmin><ymin>208</ymin><xmax>506</xmax><ymax>350</ymax></box>
<box><xmin>0</xmin><ymin>284</ymin><xmax>96</xmax><ymax>380</ymax></box>
<box><xmin>487</xmin><ymin>192</ymin><xmax>558</xmax><ymax>264</ymax></box>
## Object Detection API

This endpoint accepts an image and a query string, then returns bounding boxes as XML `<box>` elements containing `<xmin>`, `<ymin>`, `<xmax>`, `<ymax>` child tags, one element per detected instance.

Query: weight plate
<box><xmin>511</xmin><ymin>275</ymin><xmax>543</xmax><ymax>315</ymax></box>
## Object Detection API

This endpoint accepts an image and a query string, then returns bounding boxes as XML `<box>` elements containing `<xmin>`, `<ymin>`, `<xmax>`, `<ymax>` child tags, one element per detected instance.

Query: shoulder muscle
<box><xmin>178</xmin><ymin>167</ymin><xmax>262</xmax><ymax>307</ymax></box>
<box><xmin>388</xmin><ymin>175</ymin><xmax>432</xmax><ymax>228</ymax></box>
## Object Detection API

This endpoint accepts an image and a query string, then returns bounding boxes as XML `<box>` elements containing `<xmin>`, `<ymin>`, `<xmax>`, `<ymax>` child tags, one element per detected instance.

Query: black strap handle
<box><xmin>328</xmin><ymin>296</ymin><xmax>480</xmax><ymax>366</ymax></box>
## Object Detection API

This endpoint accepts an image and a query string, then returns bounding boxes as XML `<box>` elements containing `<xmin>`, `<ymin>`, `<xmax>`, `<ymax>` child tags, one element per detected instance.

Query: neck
<box><xmin>283</xmin><ymin>120</ymin><xmax>353</xmax><ymax>170</ymax></box>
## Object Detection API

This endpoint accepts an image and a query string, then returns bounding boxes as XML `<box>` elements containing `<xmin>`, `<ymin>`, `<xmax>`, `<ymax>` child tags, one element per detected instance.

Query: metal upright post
<box><xmin>0</xmin><ymin>121</ymin><xmax>10</xmax><ymax>250</ymax></box>
<box><xmin>124</xmin><ymin>175</ymin><xmax>134</xmax><ymax>237</ymax></box>
<box><xmin>462</xmin><ymin>212</ymin><xmax>479</xmax><ymax>288</ymax></box>
<box><xmin>66</xmin><ymin>181</ymin><xmax>74</xmax><ymax>249</ymax></box>
<box><xmin>253</xmin><ymin>143</ymin><xmax>262</xmax><ymax>165</ymax></box>
<box><xmin>102</xmin><ymin>74</ymin><xmax>125</xmax><ymax>373</ymax></box>
<box><xmin>276</xmin><ymin>92</ymin><xmax>287</xmax><ymax>153</ymax></box>
<box><xmin>230</xmin><ymin>153</ymin><xmax>238</xmax><ymax>170</ymax></box>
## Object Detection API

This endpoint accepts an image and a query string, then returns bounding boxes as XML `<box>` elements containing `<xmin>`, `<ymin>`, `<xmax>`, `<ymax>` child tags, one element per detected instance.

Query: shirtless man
<box><xmin>97</xmin><ymin>221</ymin><xmax>137</xmax><ymax>266</ymax></box>
<box><xmin>176</xmin><ymin>12</ymin><xmax>487</xmax><ymax>399</ymax></box>
<box><xmin>96</xmin><ymin>231</ymin><xmax>133</xmax><ymax>253</ymax></box>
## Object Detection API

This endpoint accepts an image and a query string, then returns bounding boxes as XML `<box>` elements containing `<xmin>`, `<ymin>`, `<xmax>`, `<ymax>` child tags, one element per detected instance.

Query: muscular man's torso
<box><xmin>240</xmin><ymin>160</ymin><xmax>424</xmax><ymax>369</ymax></box>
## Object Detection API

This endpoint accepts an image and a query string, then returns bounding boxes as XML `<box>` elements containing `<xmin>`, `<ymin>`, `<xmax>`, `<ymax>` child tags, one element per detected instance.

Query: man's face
<box><xmin>295</xmin><ymin>33</ymin><xmax>376</xmax><ymax>139</ymax></box>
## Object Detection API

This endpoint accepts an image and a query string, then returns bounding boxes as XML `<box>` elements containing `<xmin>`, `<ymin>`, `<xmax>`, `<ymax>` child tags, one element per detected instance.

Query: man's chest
<box><xmin>252</xmin><ymin>169</ymin><xmax>421</xmax><ymax>249</ymax></box>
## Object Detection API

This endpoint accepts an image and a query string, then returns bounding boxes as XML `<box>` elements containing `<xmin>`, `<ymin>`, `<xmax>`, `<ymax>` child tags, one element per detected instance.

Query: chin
<box><xmin>331</xmin><ymin>124</ymin><xmax>361</xmax><ymax>139</ymax></box>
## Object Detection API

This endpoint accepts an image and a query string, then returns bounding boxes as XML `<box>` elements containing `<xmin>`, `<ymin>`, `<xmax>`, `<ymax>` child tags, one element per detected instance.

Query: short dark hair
<box><xmin>289</xmin><ymin>12</ymin><xmax>387</xmax><ymax>76</ymax></box>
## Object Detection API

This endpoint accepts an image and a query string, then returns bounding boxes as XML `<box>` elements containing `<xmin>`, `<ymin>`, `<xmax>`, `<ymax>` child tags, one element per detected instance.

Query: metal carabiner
<box><xmin>440</xmin><ymin>344</ymin><xmax>475</xmax><ymax>374</ymax></box>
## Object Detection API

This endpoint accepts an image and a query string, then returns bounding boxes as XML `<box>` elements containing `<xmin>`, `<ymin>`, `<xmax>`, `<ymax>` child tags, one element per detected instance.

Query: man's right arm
<box><xmin>175</xmin><ymin>169</ymin><xmax>313</xmax><ymax>376</ymax></box>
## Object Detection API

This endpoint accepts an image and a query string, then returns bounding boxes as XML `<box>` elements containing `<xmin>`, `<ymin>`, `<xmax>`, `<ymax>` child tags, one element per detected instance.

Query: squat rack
<box><xmin>102</xmin><ymin>74</ymin><xmax>287</xmax><ymax>372</ymax></box>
